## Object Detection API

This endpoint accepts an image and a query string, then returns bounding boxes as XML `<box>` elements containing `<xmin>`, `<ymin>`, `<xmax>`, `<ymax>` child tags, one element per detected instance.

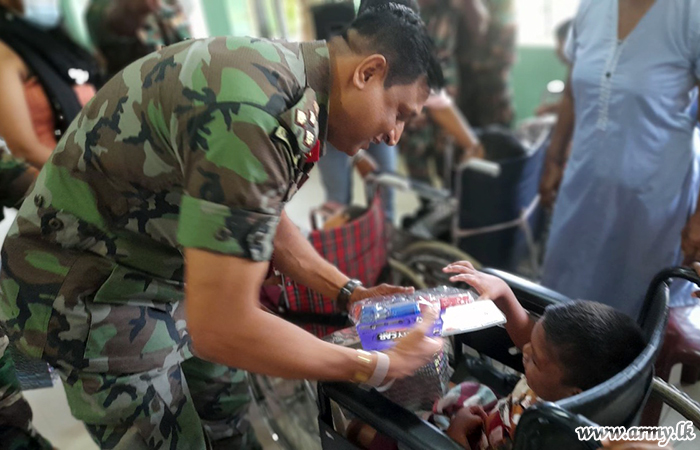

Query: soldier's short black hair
<box><xmin>541</xmin><ymin>300</ymin><xmax>646</xmax><ymax>391</ymax></box>
<box><xmin>358</xmin><ymin>0</ymin><xmax>419</xmax><ymax>14</ymax></box>
<box><xmin>346</xmin><ymin>1</ymin><xmax>444</xmax><ymax>91</ymax></box>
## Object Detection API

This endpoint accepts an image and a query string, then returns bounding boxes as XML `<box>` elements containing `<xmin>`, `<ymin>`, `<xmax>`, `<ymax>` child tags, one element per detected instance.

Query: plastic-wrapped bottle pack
<box><xmin>350</xmin><ymin>287</ymin><xmax>479</xmax><ymax>351</ymax></box>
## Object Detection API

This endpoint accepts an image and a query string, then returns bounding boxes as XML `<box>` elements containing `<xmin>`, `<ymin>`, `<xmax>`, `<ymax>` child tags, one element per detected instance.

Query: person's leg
<box><xmin>400</xmin><ymin>127</ymin><xmax>434</xmax><ymax>185</ymax></box>
<box><xmin>61</xmin><ymin>363</ymin><xmax>209</xmax><ymax>450</ymax></box>
<box><xmin>45</xmin><ymin>289</ymin><xmax>210</xmax><ymax>449</ymax></box>
<box><xmin>181</xmin><ymin>357</ymin><xmax>261</xmax><ymax>450</ymax></box>
<box><xmin>0</xmin><ymin>334</ymin><xmax>53</xmax><ymax>450</ymax></box>
<box><xmin>366</xmin><ymin>142</ymin><xmax>397</xmax><ymax>222</ymax></box>
<box><xmin>317</xmin><ymin>142</ymin><xmax>352</xmax><ymax>205</ymax></box>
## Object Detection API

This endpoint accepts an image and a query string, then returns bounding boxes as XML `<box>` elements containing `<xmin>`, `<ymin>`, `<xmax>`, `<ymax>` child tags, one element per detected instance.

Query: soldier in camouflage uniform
<box><xmin>457</xmin><ymin>0</ymin><xmax>516</xmax><ymax>127</ymax></box>
<box><xmin>0</xmin><ymin>146</ymin><xmax>52</xmax><ymax>450</ymax></box>
<box><xmin>0</xmin><ymin>4</ymin><xmax>444</xmax><ymax>449</ymax></box>
<box><xmin>87</xmin><ymin>0</ymin><xmax>191</xmax><ymax>82</ymax></box>
<box><xmin>402</xmin><ymin>0</ymin><xmax>480</xmax><ymax>185</ymax></box>
<box><xmin>0</xmin><ymin>328</ymin><xmax>53</xmax><ymax>450</ymax></box>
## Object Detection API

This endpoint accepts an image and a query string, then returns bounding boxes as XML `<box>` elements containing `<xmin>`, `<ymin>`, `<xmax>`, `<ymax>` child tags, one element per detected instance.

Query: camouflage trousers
<box><xmin>60</xmin><ymin>356</ymin><xmax>260</xmax><ymax>450</ymax></box>
<box><xmin>0</xmin><ymin>334</ymin><xmax>53</xmax><ymax>450</ymax></box>
<box><xmin>0</xmin><ymin>241</ymin><xmax>261</xmax><ymax>449</ymax></box>
<box><xmin>401</xmin><ymin>119</ymin><xmax>454</xmax><ymax>186</ymax></box>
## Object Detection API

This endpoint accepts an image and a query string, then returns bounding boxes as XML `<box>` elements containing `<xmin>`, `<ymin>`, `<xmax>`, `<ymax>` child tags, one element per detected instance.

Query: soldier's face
<box><xmin>333</xmin><ymin>78</ymin><xmax>428</xmax><ymax>156</ymax></box>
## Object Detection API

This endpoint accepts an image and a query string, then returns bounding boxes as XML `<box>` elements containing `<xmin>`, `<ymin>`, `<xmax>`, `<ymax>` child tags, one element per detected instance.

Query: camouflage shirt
<box><xmin>87</xmin><ymin>0</ymin><xmax>192</xmax><ymax>81</ymax></box>
<box><xmin>421</xmin><ymin>0</ymin><xmax>461</xmax><ymax>95</ymax></box>
<box><xmin>0</xmin><ymin>37</ymin><xmax>330</xmax><ymax>361</ymax></box>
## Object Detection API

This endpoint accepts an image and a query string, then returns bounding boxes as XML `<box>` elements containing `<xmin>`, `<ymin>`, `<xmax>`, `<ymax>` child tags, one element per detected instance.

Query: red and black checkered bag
<box><xmin>281</xmin><ymin>193</ymin><xmax>388</xmax><ymax>337</ymax></box>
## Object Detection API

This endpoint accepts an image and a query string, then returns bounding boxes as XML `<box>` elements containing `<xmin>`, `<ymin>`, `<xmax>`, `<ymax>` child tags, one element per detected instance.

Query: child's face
<box><xmin>522</xmin><ymin>320</ymin><xmax>581</xmax><ymax>401</ymax></box>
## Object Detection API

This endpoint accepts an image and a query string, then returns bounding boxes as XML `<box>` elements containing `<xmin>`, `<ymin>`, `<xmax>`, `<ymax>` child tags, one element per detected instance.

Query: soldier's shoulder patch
<box><xmin>276</xmin><ymin>87</ymin><xmax>319</xmax><ymax>157</ymax></box>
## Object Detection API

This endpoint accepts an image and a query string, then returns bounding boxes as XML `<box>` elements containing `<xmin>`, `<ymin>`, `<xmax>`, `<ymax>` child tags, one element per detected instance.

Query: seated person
<box><xmin>441</xmin><ymin>261</ymin><xmax>646</xmax><ymax>449</ymax></box>
<box><xmin>348</xmin><ymin>261</ymin><xmax>646</xmax><ymax>449</ymax></box>
<box><xmin>0</xmin><ymin>0</ymin><xmax>99</xmax><ymax>168</ymax></box>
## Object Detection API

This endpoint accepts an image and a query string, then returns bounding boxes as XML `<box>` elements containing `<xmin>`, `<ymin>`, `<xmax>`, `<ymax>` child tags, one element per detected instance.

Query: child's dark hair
<box><xmin>541</xmin><ymin>301</ymin><xmax>646</xmax><ymax>391</ymax></box>
<box><xmin>346</xmin><ymin>1</ymin><xmax>444</xmax><ymax>90</ymax></box>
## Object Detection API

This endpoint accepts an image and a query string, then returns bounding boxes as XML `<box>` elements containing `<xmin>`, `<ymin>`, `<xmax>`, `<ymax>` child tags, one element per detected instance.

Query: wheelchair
<box><xmin>398</xmin><ymin>121</ymin><xmax>554</xmax><ymax>280</ymax></box>
<box><xmin>317</xmin><ymin>267</ymin><xmax>700</xmax><ymax>449</ymax></box>
<box><xmin>250</xmin><ymin>181</ymin><xmax>477</xmax><ymax>450</ymax></box>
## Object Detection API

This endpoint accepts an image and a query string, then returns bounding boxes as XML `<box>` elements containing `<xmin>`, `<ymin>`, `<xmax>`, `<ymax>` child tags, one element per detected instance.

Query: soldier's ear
<box><xmin>353</xmin><ymin>54</ymin><xmax>388</xmax><ymax>90</ymax></box>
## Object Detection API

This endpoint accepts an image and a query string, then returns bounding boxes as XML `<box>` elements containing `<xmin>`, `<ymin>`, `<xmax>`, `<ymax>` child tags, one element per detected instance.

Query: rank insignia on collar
<box><xmin>295</xmin><ymin>110</ymin><xmax>307</xmax><ymax>126</ymax></box>
<box><xmin>304</xmin><ymin>130</ymin><xmax>315</xmax><ymax>147</ymax></box>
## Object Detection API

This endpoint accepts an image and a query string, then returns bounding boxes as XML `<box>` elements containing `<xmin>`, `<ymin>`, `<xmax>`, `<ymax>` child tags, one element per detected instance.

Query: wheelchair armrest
<box><xmin>317</xmin><ymin>382</ymin><xmax>464</xmax><ymax>450</ymax></box>
<box><xmin>481</xmin><ymin>268</ymin><xmax>571</xmax><ymax>315</ymax></box>
<box><xmin>514</xmin><ymin>403</ymin><xmax>600</xmax><ymax>450</ymax></box>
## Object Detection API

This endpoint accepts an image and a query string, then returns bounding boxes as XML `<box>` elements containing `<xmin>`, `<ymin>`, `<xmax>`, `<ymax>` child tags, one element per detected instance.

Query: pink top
<box><xmin>23</xmin><ymin>77</ymin><xmax>95</xmax><ymax>148</ymax></box>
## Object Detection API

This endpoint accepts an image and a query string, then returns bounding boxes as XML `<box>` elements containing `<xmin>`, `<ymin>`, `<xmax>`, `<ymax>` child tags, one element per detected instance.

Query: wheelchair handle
<box><xmin>365</xmin><ymin>172</ymin><xmax>412</xmax><ymax>191</ymax></box>
<box><xmin>365</xmin><ymin>172</ymin><xmax>453</xmax><ymax>203</ymax></box>
<box><xmin>651</xmin><ymin>377</ymin><xmax>700</xmax><ymax>429</ymax></box>
<box><xmin>639</xmin><ymin>266</ymin><xmax>700</xmax><ymax>325</ymax></box>
<box><xmin>458</xmin><ymin>158</ymin><xmax>502</xmax><ymax>177</ymax></box>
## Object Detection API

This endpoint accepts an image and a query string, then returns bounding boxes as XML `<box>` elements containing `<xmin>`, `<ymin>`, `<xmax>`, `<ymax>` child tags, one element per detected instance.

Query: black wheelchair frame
<box><xmin>317</xmin><ymin>267</ymin><xmax>700</xmax><ymax>450</ymax></box>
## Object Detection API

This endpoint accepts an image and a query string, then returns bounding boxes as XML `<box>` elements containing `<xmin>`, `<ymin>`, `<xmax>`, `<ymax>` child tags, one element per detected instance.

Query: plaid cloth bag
<box><xmin>281</xmin><ymin>193</ymin><xmax>388</xmax><ymax>337</ymax></box>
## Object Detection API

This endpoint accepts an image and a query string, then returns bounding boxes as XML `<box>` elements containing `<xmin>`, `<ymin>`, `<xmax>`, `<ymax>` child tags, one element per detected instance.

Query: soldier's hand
<box><xmin>539</xmin><ymin>159</ymin><xmax>564</xmax><ymax>209</ymax></box>
<box><xmin>348</xmin><ymin>284</ymin><xmax>415</xmax><ymax>309</ymax></box>
<box><xmin>384</xmin><ymin>305</ymin><xmax>443</xmax><ymax>378</ymax></box>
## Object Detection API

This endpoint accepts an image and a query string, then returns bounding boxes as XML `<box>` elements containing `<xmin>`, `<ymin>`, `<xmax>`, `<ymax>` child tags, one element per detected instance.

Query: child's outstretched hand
<box><xmin>443</xmin><ymin>261</ymin><xmax>511</xmax><ymax>303</ymax></box>
<box><xmin>446</xmin><ymin>405</ymin><xmax>487</xmax><ymax>449</ymax></box>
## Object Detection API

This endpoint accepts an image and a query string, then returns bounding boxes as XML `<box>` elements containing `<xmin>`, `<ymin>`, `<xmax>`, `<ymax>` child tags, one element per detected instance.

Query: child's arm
<box><xmin>446</xmin><ymin>406</ymin><xmax>487</xmax><ymax>449</ymax></box>
<box><xmin>443</xmin><ymin>261</ymin><xmax>534</xmax><ymax>349</ymax></box>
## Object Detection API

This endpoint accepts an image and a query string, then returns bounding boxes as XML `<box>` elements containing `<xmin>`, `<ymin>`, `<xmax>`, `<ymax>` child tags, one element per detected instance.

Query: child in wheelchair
<box><xmin>347</xmin><ymin>261</ymin><xmax>646</xmax><ymax>450</ymax></box>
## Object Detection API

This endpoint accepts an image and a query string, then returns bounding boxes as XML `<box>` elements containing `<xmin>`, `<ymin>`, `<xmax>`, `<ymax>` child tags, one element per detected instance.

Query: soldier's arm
<box><xmin>272</xmin><ymin>211</ymin><xmax>352</xmax><ymax>298</ymax></box>
<box><xmin>184</xmin><ymin>247</ymin><xmax>370</xmax><ymax>379</ymax></box>
<box><xmin>273</xmin><ymin>212</ymin><xmax>414</xmax><ymax>305</ymax></box>
<box><xmin>185</xmin><ymin>247</ymin><xmax>440</xmax><ymax>380</ymax></box>
<box><xmin>426</xmin><ymin>101</ymin><xmax>484</xmax><ymax>160</ymax></box>
<box><xmin>0</xmin><ymin>42</ymin><xmax>53</xmax><ymax>168</ymax></box>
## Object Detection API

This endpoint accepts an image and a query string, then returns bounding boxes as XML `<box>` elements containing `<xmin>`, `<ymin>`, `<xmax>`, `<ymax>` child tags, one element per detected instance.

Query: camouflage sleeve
<box><xmin>176</xmin><ymin>108</ymin><xmax>292</xmax><ymax>262</ymax></box>
<box><xmin>171</xmin><ymin>51</ymin><xmax>296</xmax><ymax>262</ymax></box>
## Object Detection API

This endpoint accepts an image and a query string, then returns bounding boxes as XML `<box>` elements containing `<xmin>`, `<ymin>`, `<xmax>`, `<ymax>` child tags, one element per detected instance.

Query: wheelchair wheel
<box><xmin>398</xmin><ymin>240</ymin><xmax>481</xmax><ymax>287</ymax></box>
<box><xmin>248</xmin><ymin>373</ymin><xmax>321</xmax><ymax>450</ymax></box>
<box><xmin>386</xmin><ymin>257</ymin><xmax>428</xmax><ymax>289</ymax></box>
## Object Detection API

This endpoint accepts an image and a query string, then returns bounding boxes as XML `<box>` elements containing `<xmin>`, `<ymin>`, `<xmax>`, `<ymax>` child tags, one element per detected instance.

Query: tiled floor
<box><xmin>8</xmin><ymin>167</ymin><xmax>700</xmax><ymax>449</ymax></box>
